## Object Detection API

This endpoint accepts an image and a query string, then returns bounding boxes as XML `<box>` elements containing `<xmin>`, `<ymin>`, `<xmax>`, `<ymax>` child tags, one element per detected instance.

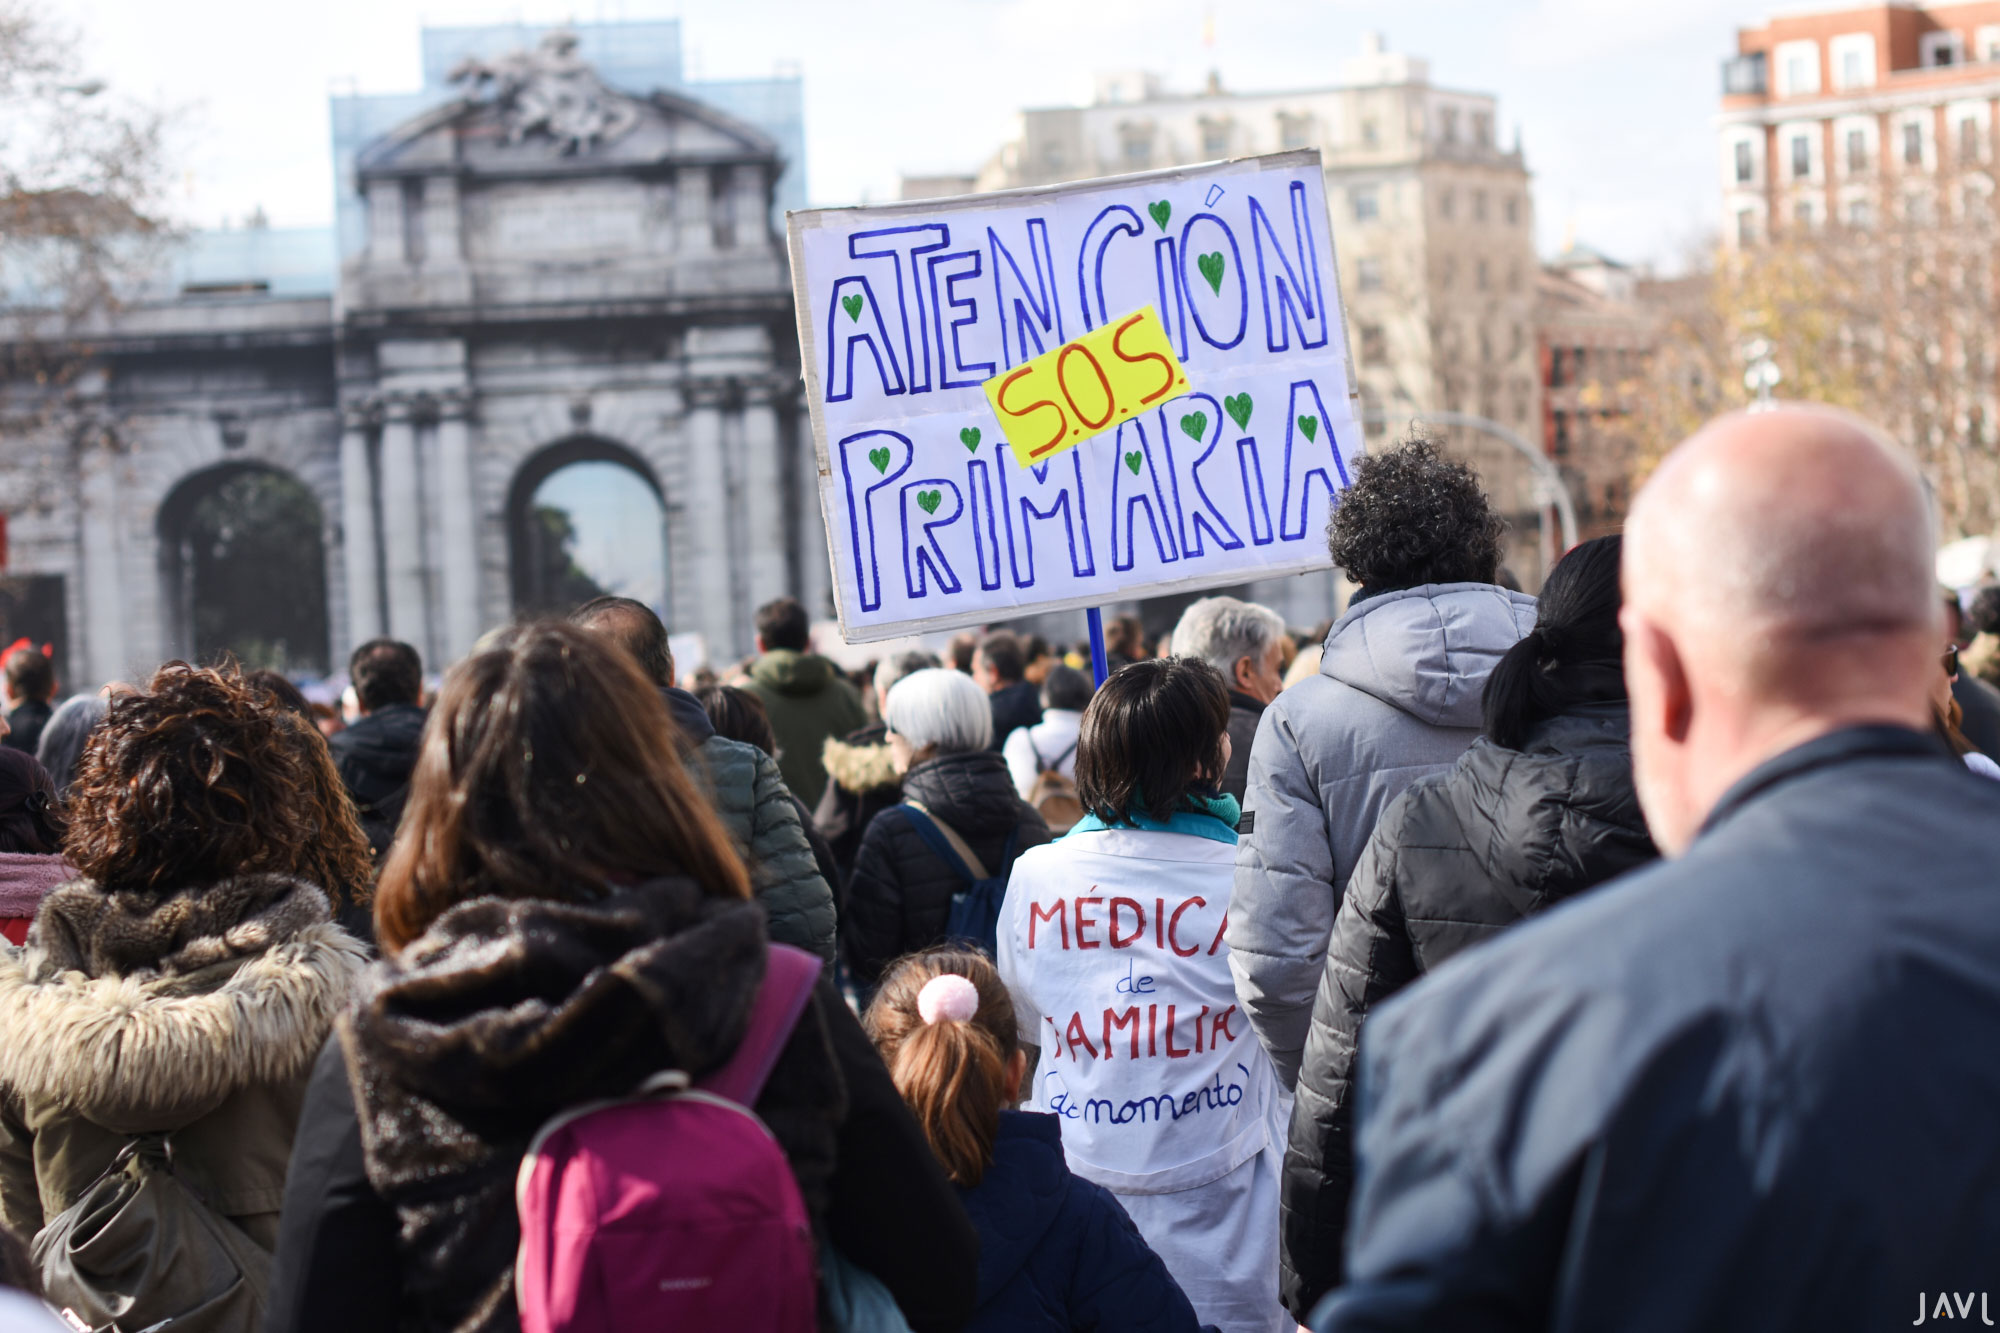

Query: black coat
<box><xmin>1315</xmin><ymin>727</ymin><xmax>2000</xmax><ymax>1331</ymax></box>
<box><xmin>843</xmin><ymin>749</ymin><xmax>1049</xmax><ymax>990</ymax></box>
<box><xmin>326</xmin><ymin>703</ymin><xmax>427</xmax><ymax>856</ymax></box>
<box><xmin>1220</xmin><ymin>691</ymin><xmax>1266</xmax><ymax>803</ymax></box>
<box><xmin>814</xmin><ymin>722</ymin><xmax>901</xmax><ymax>886</ymax></box>
<box><xmin>264</xmin><ymin>881</ymin><xmax>977</xmax><ymax>1333</ymax></box>
<box><xmin>1282</xmin><ymin>702</ymin><xmax>1655</xmax><ymax>1318</ymax></box>
<box><xmin>2</xmin><ymin>700</ymin><xmax>51</xmax><ymax>757</ymax></box>
<box><xmin>987</xmin><ymin>681</ymin><xmax>1042</xmax><ymax>750</ymax></box>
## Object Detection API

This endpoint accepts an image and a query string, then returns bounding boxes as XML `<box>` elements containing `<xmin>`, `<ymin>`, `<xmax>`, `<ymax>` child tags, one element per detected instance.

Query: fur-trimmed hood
<box><xmin>822</xmin><ymin>734</ymin><xmax>899</xmax><ymax>794</ymax></box>
<box><xmin>0</xmin><ymin>873</ymin><xmax>367</xmax><ymax>1132</ymax></box>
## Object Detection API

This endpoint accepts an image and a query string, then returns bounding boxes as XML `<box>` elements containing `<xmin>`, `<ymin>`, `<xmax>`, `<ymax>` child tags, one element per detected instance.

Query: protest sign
<box><xmin>788</xmin><ymin>149</ymin><xmax>1359</xmax><ymax>643</ymax></box>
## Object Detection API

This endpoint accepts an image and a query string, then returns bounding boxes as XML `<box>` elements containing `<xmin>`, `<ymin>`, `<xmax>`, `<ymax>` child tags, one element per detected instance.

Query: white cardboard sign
<box><xmin>788</xmin><ymin>150</ymin><xmax>1358</xmax><ymax>643</ymax></box>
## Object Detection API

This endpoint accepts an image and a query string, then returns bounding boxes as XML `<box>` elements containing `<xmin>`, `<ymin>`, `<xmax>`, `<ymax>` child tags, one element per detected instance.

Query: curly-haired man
<box><xmin>1226</xmin><ymin>433</ymin><xmax>1535</xmax><ymax>1091</ymax></box>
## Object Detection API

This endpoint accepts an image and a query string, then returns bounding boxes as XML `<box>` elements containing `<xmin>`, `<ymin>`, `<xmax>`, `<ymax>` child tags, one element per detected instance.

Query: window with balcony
<box><xmin>1201</xmin><ymin>119</ymin><xmax>1230</xmax><ymax>157</ymax></box>
<box><xmin>1504</xmin><ymin>195</ymin><xmax>1520</xmax><ymax>224</ymax></box>
<box><xmin>1442</xmin><ymin>256</ymin><xmax>1457</xmax><ymax>289</ymax></box>
<box><xmin>1736</xmin><ymin>140</ymin><xmax>1755</xmax><ymax>183</ymax></box>
<box><xmin>1360</xmin><ymin>116</ymin><xmax>1380</xmax><ymax>147</ymax></box>
<box><xmin>1961</xmin><ymin>117</ymin><xmax>1985</xmax><ymax>165</ymax></box>
<box><xmin>1438</xmin><ymin>187</ymin><xmax>1455</xmax><ymax>220</ymax></box>
<box><xmin>1473</xmin><ymin>189</ymin><xmax>1488</xmax><ymax>222</ymax></box>
<box><xmin>1737</xmin><ymin>208</ymin><xmax>1757</xmax><ymax>245</ymax></box>
<box><xmin>1904</xmin><ymin>121</ymin><xmax>1925</xmax><ymax>166</ymax></box>
<box><xmin>1922</xmin><ymin>30</ymin><xmax>1965</xmax><ymax>68</ymax></box>
<box><xmin>1278</xmin><ymin>112</ymin><xmax>1310</xmax><ymax>150</ymax></box>
<box><xmin>1476</xmin><ymin>258</ymin><xmax>1490</xmax><ymax>291</ymax></box>
<box><xmin>1356</xmin><ymin>257</ymin><xmax>1383</xmax><ymax>292</ymax></box>
<box><xmin>1439</xmin><ymin>107</ymin><xmax>1459</xmax><ymax>144</ymax></box>
<box><xmin>1791</xmin><ymin>134</ymin><xmax>1812</xmax><ymax>180</ymax></box>
<box><xmin>1722</xmin><ymin>51</ymin><xmax>1768</xmax><ymax>95</ymax></box>
<box><xmin>1847</xmin><ymin>129</ymin><xmax>1868</xmax><ymax>174</ymax></box>
<box><xmin>1472</xmin><ymin>111</ymin><xmax>1493</xmax><ymax>147</ymax></box>
<box><xmin>1848</xmin><ymin>198</ymin><xmax>1872</xmax><ymax>228</ymax></box>
<box><xmin>1980</xmin><ymin>24</ymin><xmax>2000</xmax><ymax>60</ymax></box>
<box><xmin>1795</xmin><ymin>199</ymin><xmax>1815</xmax><ymax>226</ymax></box>
<box><xmin>1351</xmin><ymin>186</ymin><xmax>1380</xmax><ymax>222</ymax></box>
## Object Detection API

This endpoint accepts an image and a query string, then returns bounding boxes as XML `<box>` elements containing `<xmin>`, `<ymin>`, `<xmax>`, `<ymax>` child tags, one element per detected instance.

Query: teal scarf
<box><xmin>1068</xmin><ymin>789</ymin><xmax>1240</xmax><ymax>845</ymax></box>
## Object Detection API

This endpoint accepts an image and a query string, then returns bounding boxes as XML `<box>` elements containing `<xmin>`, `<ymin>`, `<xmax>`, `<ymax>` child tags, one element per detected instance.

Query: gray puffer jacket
<box><xmin>1226</xmin><ymin>582</ymin><xmax>1535</xmax><ymax>1088</ymax></box>
<box><xmin>663</xmin><ymin>688</ymin><xmax>837</xmax><ymax>961</ymax></box>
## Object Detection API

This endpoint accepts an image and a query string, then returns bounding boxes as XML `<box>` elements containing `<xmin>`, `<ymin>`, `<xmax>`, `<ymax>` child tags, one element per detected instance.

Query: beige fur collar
<box><xmin>821</xmin><ymin>736</ymin><xmax>899</xmax><ymax>794</ymax></box>
<box><xmin>0</xmin><ymin>913</ymin><xmax>367</xmax><ymax>1129</ymax></box>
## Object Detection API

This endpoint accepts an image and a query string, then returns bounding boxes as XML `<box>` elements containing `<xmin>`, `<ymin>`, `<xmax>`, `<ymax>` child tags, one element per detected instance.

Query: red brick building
<box><xmin>1721</xmin><ymin>2</ymin><xmax>2000</xmax><ymax>243</ymax></box>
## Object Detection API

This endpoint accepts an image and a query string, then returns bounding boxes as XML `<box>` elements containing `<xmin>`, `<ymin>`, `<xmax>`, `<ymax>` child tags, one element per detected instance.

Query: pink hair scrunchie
<box><xmin>916</xmin><ymin>973</ymin><xmax>981</xmax><ymax>1025</ymax></box>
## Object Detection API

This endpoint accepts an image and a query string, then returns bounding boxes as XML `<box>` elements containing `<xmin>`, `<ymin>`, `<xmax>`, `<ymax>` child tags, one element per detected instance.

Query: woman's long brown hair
<box><xmin>373</xmin><ymin>621</ymin><xmax>750</xmax><ymax>953</ymax></box>
<box><xmin>863</xmin><ymin>949</ymin><xmax>1018</xmax><ymax>1186</ymax></box>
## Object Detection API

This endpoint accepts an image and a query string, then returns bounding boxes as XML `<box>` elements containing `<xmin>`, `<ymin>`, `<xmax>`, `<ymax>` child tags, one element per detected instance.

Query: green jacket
<box><xmin>0</xmin><ymin>874</ymin><xmax>367</xmax><ymax>1250</ymax></box>
<box><xmin>741</xmin><ymin>650</ymin><xmax>867</xmax><ymax>811</ymax></box>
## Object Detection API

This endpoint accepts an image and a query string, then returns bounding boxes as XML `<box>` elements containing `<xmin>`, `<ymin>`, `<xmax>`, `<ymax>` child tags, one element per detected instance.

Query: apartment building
<box><xmin>1720</xmin><ymin>2</ymin><xmax>2000</xmax><ymax>243</ymax></box>
<box><xmin>913</xmin><ymin>36</ymin><xmax>1543</xmax><ymax>444</ymax></box>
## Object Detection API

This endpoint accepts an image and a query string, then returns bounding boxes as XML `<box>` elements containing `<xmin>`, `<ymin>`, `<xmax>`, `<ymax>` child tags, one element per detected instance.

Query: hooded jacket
<box><xmin>265</xmin><ymin>881</ymin><xmax>978</xmax><ymax>1333</ymax></box>
<box><xmin>0</xmin><ymin>874</ymin><xmax>367</xmax><ymax>1250</ymax></box>
<box><xmin>1315</xmin><ymin>728</ymin><xmax>2000</xmax><ymax>1332</ymax></box>
<box><xmin>326</xmin><ymin>702</ymin><xmax>427</xmax><ymax>856</ymax></box>
<box><xmin>843</xmin><ymin>749</ymin><xmax>1050</xmax><ymax>992</ymax></box>
<box><xmin>959</xmin><ymin>1111</ymin><xmax>1204</xmax><ymax>1333</ymax></box>
<box><xmin>1228</xmin><ymin>583</ymin><xmax>1536</xmax><ymax>1087</ymax></box>
<box><xmin>661</xmin><ymin>686</ymin><xmax>837</xmax><ymax>959</ymax></box>
<box><xmin>742</xmin><ymin>650</ymin><xmax>867</xmax><ymax>810</ymax></box>
<box><xmin>1280</xmin><ymin>702</ymin><xmax>1655</xmax><ymax>1317</ymax></box>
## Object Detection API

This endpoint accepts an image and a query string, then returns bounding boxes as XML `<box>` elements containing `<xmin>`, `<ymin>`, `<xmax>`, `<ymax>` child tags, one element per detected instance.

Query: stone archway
<box><xmin>506</xmin><ymin>436</ymin><xmax>670</xmax><ymax>620</ymax></box>
<box><xmin>158</xmin><ymin>462</ymin><xmax>331</xmax><ymax>673</ymax></box>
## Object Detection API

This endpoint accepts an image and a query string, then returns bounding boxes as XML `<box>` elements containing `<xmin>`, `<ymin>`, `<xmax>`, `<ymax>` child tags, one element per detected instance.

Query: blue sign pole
<box><xmin>1086</xmin><ymin>607</ymin><xmax>1110</xmax><ymax>687</ymax></box>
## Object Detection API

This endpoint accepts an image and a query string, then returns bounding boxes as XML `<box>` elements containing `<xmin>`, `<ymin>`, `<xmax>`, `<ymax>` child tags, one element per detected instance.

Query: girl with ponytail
<box><xmin>866</xmin><ymin>950</ymin><xmax>1206</xmax><ymax>1332</ymax></box>
<box><xmin>1282</xmin><ymin>534</ymin><xmax>1660</xmax><ymax>1315</ymax></box>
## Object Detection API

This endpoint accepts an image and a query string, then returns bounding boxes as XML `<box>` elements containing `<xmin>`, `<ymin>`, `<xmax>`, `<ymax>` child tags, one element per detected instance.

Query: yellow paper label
<box><xmin>983</xmin><ymin>306</ymin><xmax>1192</xmax><ymax>469</ymax></box>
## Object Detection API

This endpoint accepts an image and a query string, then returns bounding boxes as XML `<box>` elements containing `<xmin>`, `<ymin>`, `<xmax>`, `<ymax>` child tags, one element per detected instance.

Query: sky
<box><xmin>63</xmin><ymin>0</ymin><xmax>1767</xmax><ymax>273</ymax></box>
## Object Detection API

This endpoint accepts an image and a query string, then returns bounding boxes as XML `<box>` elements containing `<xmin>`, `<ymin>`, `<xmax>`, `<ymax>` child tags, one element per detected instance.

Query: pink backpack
<box><xmin>515</xmin><ymin>944</ymin><xmax>824</xmax><ymax>1333</ymax></box>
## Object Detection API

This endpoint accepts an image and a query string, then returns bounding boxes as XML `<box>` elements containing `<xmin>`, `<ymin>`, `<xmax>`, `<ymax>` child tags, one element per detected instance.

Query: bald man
<box><xmin>1312</xmin><ymin>407</ymin><xmax>2000</xmax><ymax>1333</ymax></box>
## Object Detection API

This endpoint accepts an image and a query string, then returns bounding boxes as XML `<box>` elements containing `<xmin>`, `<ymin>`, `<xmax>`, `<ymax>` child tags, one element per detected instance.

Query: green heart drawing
<box><xmin>1124</xmin><ymin>451</ymin><xmax>1143</xmax><ymax>475</ymax></box>
<box><xmin>842</xmin><ymin>293</ymin><xmax>864</xmax><ymax>322</ymax></box>
<box><xmin>1197</xmin><ymin>251</ymin><xmax>1226</xmax><ymax>294</ymax></box>
<box><xmin>959</xmin><ymin>426</ymin><xmax>981</xmax><ymax>452</ymax></box>
<box><xmin>1224</xmin><ymin>393</ymin><xmax>1253</xmax><ymax>430</ymax></box>
<box><xmin>1179</xmin><ymin>411</ymin><xmax>1208</xmax><ymax>441</ymax></box>
<box><xmin>868</xmin><ymin>446</ymin><xmax>891</xmax><ymax>473</ymax></box>
<box><xmin>1147</xmin><ymin>200</ymin><xmax>1172</xmax><ymax>232</ymax></box>
<box><xmin>917</xmin><ymin>488</ymin><xmax>942</xmax><ymax>515</ymax></box>
<box><xmin>1297</xmin><ymin>414</ymin><xmax>1319</xmax><ymax>442</ymax></box>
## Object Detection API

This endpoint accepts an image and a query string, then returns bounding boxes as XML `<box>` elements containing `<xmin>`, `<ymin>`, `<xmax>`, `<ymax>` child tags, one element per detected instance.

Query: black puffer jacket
<box><xmin>1280</xmin><ymin>701</ymin><xmax>1656</xmax><ymax>1318</ymax></box>
<box><xmin>843</xmin><ymin>749</ymin><xmax>1049</xmax><ymax>991</ymax></box>
<box><xmin>327</xmin><ymin>702</ymin><xmax>427</xmax><ymax>856</ymax></box>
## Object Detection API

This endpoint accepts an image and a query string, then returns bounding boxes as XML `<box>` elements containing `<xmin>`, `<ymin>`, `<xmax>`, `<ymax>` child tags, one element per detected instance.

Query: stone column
<box><xmin>339</xmin><ymin>400</ymin><xmax>381</xmax><ymax>652</ymax></box>
<box><xmin>682</xmin><ymin>383</ymin><xmax>738</xmax><ymax>663</ymax></box>
<box><xmin>740</xmin><ymin>383</ymin><xmax>790</xmax><ymax>613</ymax></box>
<box><xmin>78</xmin><ymin>438</ymin><xmax>129</xmax><ymax>685</ymax></box>
<box><xmin>796</xmin><ymin>402</ymin><xmax>834</xmax><ymax>618</ymax></box>
<box><xmin>377</xmin><ymin>397</ymin><xmax>429</xmax><ymax>650</ymax></box>
<box><xmin>435</xmin><ymin>390</ymin><xmax>480</xmax><ymax>663</ymax></box>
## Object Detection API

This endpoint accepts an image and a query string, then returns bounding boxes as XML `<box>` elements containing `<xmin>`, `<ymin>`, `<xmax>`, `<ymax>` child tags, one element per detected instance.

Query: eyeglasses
<box><xmin>1943</xmin><ymin>645</ymin><xmax>1961</xmax><ymax>677</ymax></box>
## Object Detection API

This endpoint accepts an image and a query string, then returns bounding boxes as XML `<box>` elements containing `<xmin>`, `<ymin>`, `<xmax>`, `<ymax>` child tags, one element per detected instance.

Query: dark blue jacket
<box><xmin>960</xmin><ymin>1112</ymin><xmax>1205</xmax><ymax>1332</ymax></box>
<box><xmin>1314</xmin><ymin>727</ymin><xmax>2000</xmax><ymax>1333</ymax></box>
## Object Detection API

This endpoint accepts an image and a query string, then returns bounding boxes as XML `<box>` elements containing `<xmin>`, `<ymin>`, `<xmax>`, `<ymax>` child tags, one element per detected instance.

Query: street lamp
<box><xmin>1741</xmin><ymin>338</ymin><xmax>1782</xmax><ymax>410</ymax></box>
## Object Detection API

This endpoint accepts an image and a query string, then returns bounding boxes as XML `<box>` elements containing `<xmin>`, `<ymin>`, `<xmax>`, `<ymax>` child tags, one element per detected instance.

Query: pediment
<box><xmin>357</xmin><ymin>79</ymin><xmax>778</xmax><ymax>181</ymax></box>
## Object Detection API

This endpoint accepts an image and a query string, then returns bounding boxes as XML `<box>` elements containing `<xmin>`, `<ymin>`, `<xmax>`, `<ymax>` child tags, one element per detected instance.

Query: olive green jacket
<box><xmin>0</xmin><ymin>874</ymin><xmax>367</xmax><ymax>1249</ymax></box>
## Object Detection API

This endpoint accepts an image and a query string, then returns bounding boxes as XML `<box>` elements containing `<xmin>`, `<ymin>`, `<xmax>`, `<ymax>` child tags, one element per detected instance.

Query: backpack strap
<box><xmin>698</xmin><ymin>944</ymin><xmax>823</xmax><ymax>1108</ymax></box>
<box><xmin>1047</xmin><ymin>738</ymin><xmax>1078</xmax><ymax>771</ymax></box>
<box><xmin>901</xmin><ymin>803</ymin><xmax>990</xmax><ymax>881</ymax></box>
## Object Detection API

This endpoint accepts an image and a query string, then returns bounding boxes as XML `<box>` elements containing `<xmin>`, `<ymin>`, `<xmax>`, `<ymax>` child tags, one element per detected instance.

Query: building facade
<box><xmin>1535</xmin><ymin>245</ymin><xmax>1655</xmax><ymax>544</ymax></box>
<box><xmin>928</xmin><ymin>37</ymin><xmax>1544</xmax><ymax>446</ymax></box>
<box><xmin>1720</xmin><ymin>1</ymin><xmax>2000</xmax><ymax>242</ymax></box>
<box><xmin>0</xmin><ymin>25</ymin><xmax>824</xmax><ymax>689</ymax></box>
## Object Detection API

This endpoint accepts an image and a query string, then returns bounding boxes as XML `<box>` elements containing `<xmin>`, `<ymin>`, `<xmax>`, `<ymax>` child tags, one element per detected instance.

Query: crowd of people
<box><xmin>0</xmin><ymin>403</ymin><xmax>1989</xmax><ymax>1332</ymax></box>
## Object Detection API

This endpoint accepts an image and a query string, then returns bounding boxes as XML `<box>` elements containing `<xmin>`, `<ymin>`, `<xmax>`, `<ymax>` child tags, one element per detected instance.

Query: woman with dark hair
<box><xmin>1278</xmin><ymin>534</ymin><xmax>1658</xmax><ymax>1320</ymax></box>
<box><xmin>996</xmin><ymin>657</ymin><xmax>1288</xmax><ymax>1333</ymax></box>
<box><xmin>0</xmin><ymin>663</ymin><xmax>371</xmax><ymax>1330</ymax></box>
<box><xmin>0</xmin><ymin>751</ymin><xmax>67</xmax><ymax>944</ymax></box>
<box><xmin>266</xmin><ymin>622</ymin><xmax>977</xmax><ymax>1333</ymax></box>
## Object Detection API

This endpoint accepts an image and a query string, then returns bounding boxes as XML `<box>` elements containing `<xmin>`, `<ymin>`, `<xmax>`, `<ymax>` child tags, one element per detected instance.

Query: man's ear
<box><xmin>1232</xmin><ymin>655</ymin><xmax>1255</xmax><ymax>692</ymax></box>
<box><xmin>1629</xmin><ymin>613</ymin><xmax>1693</xmax><ymax>745</ymax></box>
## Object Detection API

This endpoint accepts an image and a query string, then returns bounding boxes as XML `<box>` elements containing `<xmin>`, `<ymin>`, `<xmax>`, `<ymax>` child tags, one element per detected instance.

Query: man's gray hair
<box><xmin>1170</xmin><ymin>596</ymin><xmax>1288</xmax><ymax>681</ymax></box>
<box><xmin>874</xmin><ymin>650</ymin><xmax>941</xmax><ymax>702</ymax></box>
<box><xmin>882</xmin><ymin>668</ymin><xmax>993</xmax><ymax>753</ymax></box>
